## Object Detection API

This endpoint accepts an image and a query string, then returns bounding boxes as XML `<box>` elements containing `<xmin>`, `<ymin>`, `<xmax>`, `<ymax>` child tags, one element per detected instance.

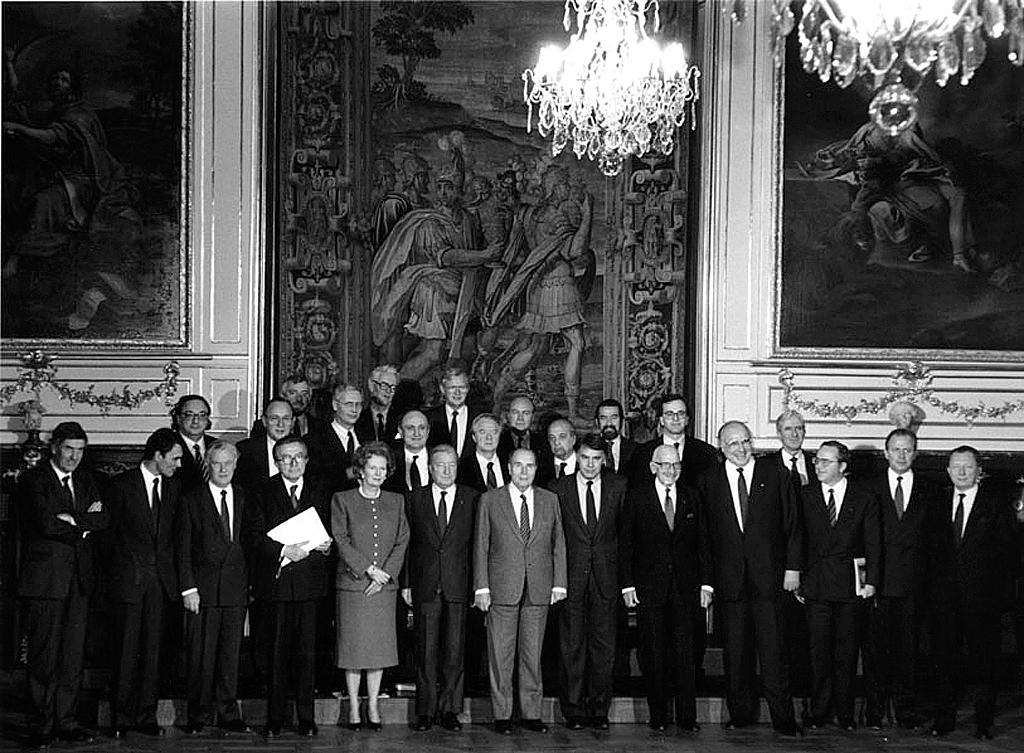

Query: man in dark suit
<box><xmin>18</xmin><ymin>422</ymin><xmax>108</xmax><ymax>748</ymax></box>
<box><xmin>773</xmin><ymin>410</ymin><xmax>812</xmax><ymax>489</ymax></box>
<box><xmin>628</xmin><ymin>394</ymin><xmax>717</xmax><ymax>489</ymax></box>
<box><xmin>105</xmin><ymin>428</ymin><xmax>184</xmax><ymax>737</ymax></box>
<box><xmin>496</xmin><ymin>396</ymin><xmax>543</xmax><ymax>462</ymax></box>
<box><xmin>536</xmin><ymin>418</ymin><xmax>577</xmax><ymax>488</ymax></box>
<box><xmin>863</xmin><ymin>428</ymin><xmax>936</xmax><ymax>729</ymax></box>
<box><xmin>236</xmin><ymin>399</ymin><xmax>294</xmax><ymax>493</ymax></box>
<box><xmin>929</xmin><ymin>445</ymin><xmax>1016</xmax><ymax>739</ymax></box>
<box><xmin>244</xmin><ymin>437</ymin><xmax>332</xmax><ymax>737</ymax></box>
<box><xmin>549</xmin><ymin>434</ymin><xmax>626</xmax><ymax>730</ymax></box>
<box><xmin>250</xmin><ymin>374</ymin><xmax>329</xmax><ymax>440</ymax></box>
<box><xmin>620</xmin><ymin>443</ymin><xmax>700</xmax><ymax>732</ymax></box>
<box><xmin>458</xmin><ymin>413</ymin><xmax>508</xmax><ymax>492</ymax></box>
<box><xmin>697</xmin><ymin>421</ymin><xmax>802</xmax><ymax>736</ymax></box>
<box><xmin>382</xmin><ymin>409</ymin><xmax>430</xmax><ymax>495</ymax></box>
<box><xmin>595</xmin><ymin>398</ymin><xmax>637</xmax><ymax>475</ymax></box>
<box><xmin>401</xmin><ymin>444</ymin><xmax>478</xmax><ymax>731</ymax></box>
<box><xmin>176</xmin><ymin>441</ymin><xmax>250</xmax><ymax>734</ymax></box>
<box><xmin>306</xmin><ymin>382</ymin><xmax>364</xmax><ymax>492</ymax></box>
<box><xmin>800</xmin><ymin>441</ymin><xmax>880</xmax><ymax>730</ymax></box>
<box><xmin>426</xmin><ymin>366</ymin><xmax>477</xmax><ymax>463</ymax></box>
<box><xmin>474</xmin><ymin>448</ymin><xmax>567</xmax><ymax>734</ymax></box>
<box><xmin>171</xmin><ymin>394</ymin><xmax>217</xmax><ymax>491</ymax></box>
<box><xmin>356</xmin><ymin>364</ymin><xmax>403</xmax><ymax>442</ymax></box>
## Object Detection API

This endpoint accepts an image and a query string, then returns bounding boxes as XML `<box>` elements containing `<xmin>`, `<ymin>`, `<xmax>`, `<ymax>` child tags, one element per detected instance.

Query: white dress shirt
<box><xmin>405</xmin><ymin>449</ymin><xmax>428</xmax><ymax>490</ymax></box>
<box><xmin>331</xmin><ymin>420</ymin><xmax>359</xmax><ymax>453</ymax></box>
<box><xmin>265</xmin><ymin>436</ymin><xmax>279</xmax><ymax>477</ymax></box>
<box><xmin>887</xmin><ymin>467</ymin><xmax>914</xmax><ymax>504</ymax></box>
<box><xmin>576</xmin><ymin>473</ymin><xmax>601</xmax><ymax>525</ymax></box>
<box><xmin>553</xmin><ymin>453</ymin><xmax>577</xmax><ymax>478</ymax></box>
<box><xmin>447</xmin><ymin>405</ymin><xmax>469</xmax><ymax>456</ymax></box>
<box><xmin>724</xmin><ymin>459</ymin><xmax>755</xmax><ymax>533</ymax></box>
<box><xmin>476</xmin><ymin>452</ymin><xmax>505</xmax><ymax>487</ymax></box>
<box><xmin>180</xmin><ymin>434</ymin><xmax>207</xmax><ymax>461</ymax></box>
<box><xmin>952</xmin><ymin>485</ymin><xmax>979</xmax><ymax>537</ymax></box>
<box><xmin>784</xmin><ymin>450</ymin><xmax>809</xmax><ymax>486</ymax></box>
<box><xmin>431</xmin><ymin>483</ymin><xmax>454</xmax><ymax>526</ymax></box>
<box><xmin>139</xmin><ymin>463</ymin><xmax>161</xmax><ymax>511</ymax></box>
<box><xmin>51</xmin><ymin>461</ymin><xmax>74</xmax><ymax>502</ymax></box>
<box><xmin>821</xmin><ymin>476</ymin><xmax>849</xmax><ymax>519</ymax></box>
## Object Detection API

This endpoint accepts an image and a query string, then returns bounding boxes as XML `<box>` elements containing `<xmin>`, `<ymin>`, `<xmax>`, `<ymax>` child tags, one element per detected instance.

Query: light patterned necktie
<box><xmin>519</xmin><ymin>494</ymin><xmax>530</xmax><ymax>539</ymax></box>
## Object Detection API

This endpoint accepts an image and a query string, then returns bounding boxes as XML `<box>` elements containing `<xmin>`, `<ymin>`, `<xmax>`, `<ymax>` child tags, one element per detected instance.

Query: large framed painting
<box><xmin>1</xmin><ymin>1</ymin><xmax>190</xmax><ymax>349</ymax></box>
<box><xmin>775</xmin><ymin>32</ymin><xmax>1024</xmax><ymax>360</ymax></box>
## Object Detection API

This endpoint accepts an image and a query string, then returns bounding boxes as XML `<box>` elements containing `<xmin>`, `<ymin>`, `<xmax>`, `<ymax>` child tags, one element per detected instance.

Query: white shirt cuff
<box><xmin>181</xmin><ymin>587</ymin><xmax>198</xmax><ymax>598</ymax></box>
<box><xmin>475</xmin><ymin>587</ymin><xmax>490</xmax><ymax>596</ymax></box>
<box><xmin>701</xmin><ymin>585</ymin><xmax>714</xmax><ymax>594</ymax></box>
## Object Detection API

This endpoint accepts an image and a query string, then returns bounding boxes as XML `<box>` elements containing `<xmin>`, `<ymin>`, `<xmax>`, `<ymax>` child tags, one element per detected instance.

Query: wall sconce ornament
<box><xmin>727</xmin><ymin>0</ymin><xmax>1024</xmax><ymax>135</ymax></box>
<box><xmin>523</xmin><ymin>0</ymin><xmax>700</xmax><ymax>175</ymax></box>
<box><xmin>779</xmin><ymin>362</ymin><xmax>1024</xmax><ymax>424</ymax></box>
<box><xmin>0</xmin><ymin>351</ymin><xmax>180</xmax><ymax>414</ymax></box>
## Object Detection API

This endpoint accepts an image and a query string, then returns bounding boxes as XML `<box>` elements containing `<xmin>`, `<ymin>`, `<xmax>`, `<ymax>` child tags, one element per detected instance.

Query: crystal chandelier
<box><xmin>523</xmin><ymin>0</ymin><xmax>701</xmax><ymax>176</ymax></box>
<box><xmin>729</xmin><ymin>0</ymin><xmax>1024</xmax><ymax>135</ymax></box>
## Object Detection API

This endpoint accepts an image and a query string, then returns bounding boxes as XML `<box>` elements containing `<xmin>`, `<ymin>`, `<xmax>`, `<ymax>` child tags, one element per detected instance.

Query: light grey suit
<box><xmin>474</xmin><ymin>484</ymin><xmax>567</xmax><ymax>720</ymax></box>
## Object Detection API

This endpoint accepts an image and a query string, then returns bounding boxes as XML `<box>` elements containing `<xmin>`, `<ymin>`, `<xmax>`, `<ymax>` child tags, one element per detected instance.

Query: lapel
<box><xmin>134</xmin><ymin>470</ymin><xmax>157</xmax><ymax>539</ymax></box>
<box><xmin>47</xmin><ymin>466</ymin><xmax>74</xmax><ymax>512</ymax></box>
<box><xmin>595</xmin><ymin>478</ymin><xmax>614</xmax><ymax>537</ymax></box>
<box><xmin>502</xmin><ymin>486</ymin><xmax>526</xmax><ymax>543</ymax></box>
<box><xmin>204</xmin><ymin>486</ymin><xmax>229</xmax><ymax>543</ymax></box>
<box><xmin>232</xmin><ymin>485</ymin><xmax>243</xmax><ymax>543</ymax></box>
<box><xmin>439</xmin><ymin>487</ymin><xmax>465</xmax><ymax>542</ymax></box>
<box><xmin>564</xmin><ymin>478</ymin><xmax>587</xmax><ymax>535</ymax></box>
<box><xmin>648</xmin><ymin>484</ymin><xmax>672</xmax><ymax>535</ymax></box>
<box><xmin>428</xmin><ymin>488</ymin><xmax>445</xmax><ymax>542</ymax></box>
<box><xmin>960</xmin><ymin>488</ymin><xmax>986</xmax><ymax>545</ymax></box>
<box><xmin>528</xmin><ymin>489</ymin><xmax>544</xmax><ymax>545</ymax></box>
<box><xmin>718</xmin><ymin>467</ymin><xmax>742</xmax><ymax>535</ymax></box>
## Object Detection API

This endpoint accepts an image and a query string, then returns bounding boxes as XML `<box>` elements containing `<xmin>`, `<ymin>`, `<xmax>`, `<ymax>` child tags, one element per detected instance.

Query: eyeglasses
<box><xmin>370</xmin><ymin>379</ymin><xmax>397</xmax><ymax>392</ymax></box>
<box><xmin>180</xmin><ymin>411</ymin><xmax>209</xmax><ymax>420</ymax></box>
<box><xmin>276</xmin><ymin>454</ymin><xmax>308</xmax><ymax>464</ymax></box>
<box><xmin>724</xmin><ymin>439</ymin><xmax>753</xmax><ymax>450</ymax></box>
<box><xmin>662</xmin><ymin>410</ymin><xmax>688</xmax><ymax>419</ymax></box>
<box><xmin>812</xmin><ymin>456</ymin><xmax>839</xmax><ymax>465</ymax></box>
<box><xmin>653</xmin><ymin>462</ymin><xmax>682</xmax><ymax>470</ymax></box>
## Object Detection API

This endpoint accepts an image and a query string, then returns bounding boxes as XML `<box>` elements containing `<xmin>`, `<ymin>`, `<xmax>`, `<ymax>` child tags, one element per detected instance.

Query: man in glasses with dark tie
<box><xmin>171</xmin><ymin>394</ymin><xmax>216</xmax><ymax>492</ymax></box>
<box><xmin>628</xmin><ymin>394</ymin><xmax>717</xmax><ymax>489</ymax></box>
<box><xmin>18</xmin><ymin>421</ymin><xmax>107</xmax><ymax>749</ymax></box>
<box><xmin>307</xmin><ymin>383</ymin><xmax>364</xmax><ymax>493</ymax></box>
<box><xmin>427</xmin><ymin>366</ymin><xmax>478</xmax><ymax>463</ymax></box>
<box><xmin>401</xmin><ymin>445</ymin><xmax>478</xmax><ymax>732</ymax></box>
<box><xmin>928</xmin><ymin>445</ymin><xmax>1016</xmax><ymax>740</ymax></box>
<box><xmin>356</xmin><ymin>364</ymin><xmax>402</xmax><ymax>443</ymax></box>
<box><xmin>697</xmin><ymin>421</ymin><xmax>803</xmax><ymax>736</ymax></box>
<box><xmin>244</xmin><ymin>437</ymin><xmax>331</xmax><ymax>738</ymax></box>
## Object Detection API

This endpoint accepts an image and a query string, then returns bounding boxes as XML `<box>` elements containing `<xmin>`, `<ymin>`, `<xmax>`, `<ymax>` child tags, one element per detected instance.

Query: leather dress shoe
<box><xmin>775</xmin><ymin>722</ymin><xmax>805</xmax><ymax>737</ymax></box>
<box><xmin>439</xmin><ymin>712</ymin><xmax>462</xmax><ymax>731</ymax></box>
<box><xmin>136</xmin><ymin>722</ymin><xmax>165</xmax><ymax>736</ymax></box>
<box><xmin>58</xmin><ymin>727</ymin><xmax>95</xmax><ymax>743</ymax></box>
<box><xmin>297</xmin><ymin>722</ymin><xmax>318</xmax><ymax>737</ymax></box>
<box><xmin>974</xmin><ymin>725</ymin><xmax>993</xmax><ymax>740</ymax></box>
<box><xmin>678</xmin><ymin>721</ymin><xmax>701</xmax><ymax>732</ymax></box>
<box><xmin>344</xmin><ymin>721</ymin><xmax>362</xmax><ymax>731</ymax></box>
<box><xmin>520</xmin><ymin>718</ymin><xmax>548</xmax><ymax>732</ymax></box>
<box><xmin>494</xmin><ymin>719</ymin><xmax>513</xmax><ymax>735</ymax></box>
<box><xmin>365</xmin><ymin>718</ymin><xmax>383</xmax><ymax>732</ymax></box>
<box><xmin>219</xmin><ymin>719</ymin><xmax>251</xmax><ymax>734</ymax></box>
<box><xmin>865</xmin><ymin>716</ymin><xmax>883</xmax><ymax>730</ymax></box>
<box><xmin>565</xmin><ymin>716</ymin><xmax>586</xmax><ymax>730</ymax></box>
<box><xmin>591</xmin><ymin>716</ymin><xmax>610</xmax><ymax>730</ymax></box>
<box><xmin>413</xmin><ymin>715</ymin><xmax>432</xmax><ymax>731</ymax></box>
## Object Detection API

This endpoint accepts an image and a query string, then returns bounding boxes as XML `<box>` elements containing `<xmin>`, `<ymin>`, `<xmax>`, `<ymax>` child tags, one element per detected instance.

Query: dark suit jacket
<box><xmin>381</xmin><ymin>442</ymin><xmax>430</xmax><ymax>495</ymax></box>
<box><xmin>927</xmin><ymin>484</ymin><xmax>1016</xmax><ymax>607</ymax></box>
<box><xmin>871</xmin><ymin>472</ymin><xmax>940</xmax><ymax>598</ymax></box>
<box><xmin>426</xmin><ymin>404</ymin><xmax>478</xmax><ymax>462</ymax></box>
<box><xmin>235</xmin><ymin>436</ymin><xmax>273</xmax><ymax>494</ymax></box>
<box><xmin>244</xmin><ymin>475</ymin><xmax>332</xmax><ymax>602</ymax></box>
<box><xmin>17</xmin><ymin>464</ymin><xmax>109</xmax><ymax>599</ymax></box>
<box><xmin>550</xmin><ymin>472</ymin><xmax>627</xmax><ymax>601</ymax></box>
<box><xmin>630</xmin><ymin>435</ymin><xmax>719</xmax><ymax>488</ymax></box>
<box><xmin>250</xmin><ymin>413</ymin><xmax>328</xmax><ymax>440</ymax></box>
<box><xmin>620</xmin><ymin>480</ymin><xmax>700</xmax><ymax>604</ymax></box>
<box><xmin>535</xmin><ymin>454</ymin><xmax>577</xmax><ymax>490</ymax></box>
<box><xmin>474</xmin><ymin>484</ymin><xmax>567</xmax><ymax>606</ymax></box>
<box><xmin>456</xmin><ymin>452</ymin><xmax>509</xmax><ymax>493</ymax></box>
<box><xmin>402</xmin><ymin>484</ymin><xmax>478</xmax><ymax>604</ymax></box>
<box><xmin>697</xmin><ymin>458</ymin><xmax>802</xmax><ymax>601</ymax></box>
<box><xmin>608</xmin><ymin>436</ymin><xmax>638</xmax><ymax>476</ymax></box>
<box><xmin>355</xmin><ymin>405</ymin><xmax>401</xmax><ymax>443</ymax></box>
<box><xmin>496</xmin><ymin>428</ymin><xmax>545</xmax><ymax>465</ymax></box>
<box><xmin>176</xmin><ymin>483</ymin><xmax>248</xmax><ymax>607</ymax></box>
<box><xmin>105</xmin><ymin>468</ymin><xmax>182</xmax><ymax>603</ymax></box>
<box><xmin>174</xmin><ymin>432</ymin><xmax>218</xmax><ymax>491</ymax></box>
<box><xmin>305</xmin><ymin>421</ymin><xmax>358</xmax><ymax>493</ymax></box>
<box><xmin>800</xmin><ymin>480</ymin><xmax>881</xmax><ymax>602</ymax></box>
<box><xmin>772</xmin><ymin>449</ymin><xmax>814</xmax><ymax>491</ymax></box>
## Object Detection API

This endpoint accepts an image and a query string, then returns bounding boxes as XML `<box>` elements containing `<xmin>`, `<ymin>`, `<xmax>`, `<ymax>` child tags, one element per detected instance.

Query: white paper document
<box><xmin>267</xmin><ymin>507</ymin><xmax>330</xmax><ymax>568</ymax></box>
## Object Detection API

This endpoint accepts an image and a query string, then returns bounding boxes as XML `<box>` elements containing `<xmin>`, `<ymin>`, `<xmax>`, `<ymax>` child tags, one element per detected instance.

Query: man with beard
<box><xmin>594</xmin><ymin>399</ymin><xmax>636</xmax><ymax>475</ymax></box>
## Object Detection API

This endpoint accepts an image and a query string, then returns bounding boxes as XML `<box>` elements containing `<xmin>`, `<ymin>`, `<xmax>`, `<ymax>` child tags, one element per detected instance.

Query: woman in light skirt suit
<box><xmin>331</xmin><ymin>442</ymin><xmax>409</xmax><ymax>730</ymax></box>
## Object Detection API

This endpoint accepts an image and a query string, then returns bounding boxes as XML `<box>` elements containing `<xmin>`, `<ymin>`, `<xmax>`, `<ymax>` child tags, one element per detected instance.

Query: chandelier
<box><xmin>731</xmin><ymin>0</ymin><xmax>1024</xmax><ymax>135</ymax></box>
<box><xmin>523</xmin><ymin>0</ymin><xmax>701</xmax><ymax>176</ymax></box>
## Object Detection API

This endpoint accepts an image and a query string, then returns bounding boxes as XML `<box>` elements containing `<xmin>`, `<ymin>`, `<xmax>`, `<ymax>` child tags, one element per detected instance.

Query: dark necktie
<box><xmin>289</xmin><ymin>484</ymin><xmax>299</xmax><ymax>509</ymax></box>
<box><xmin>194</xmin><ymin>444</ymin><xmax>209</xmax><ymax>482</ymax></box>
<box><xmin>512</xmin><ymin>430</ymin><xmax>526</xmax><ymax>449</ymax></box>
<box><xmin>409</xmin><ymin>455</ymin><xmax>422</xmax><ymax>490</ymax></box>
<box><xmin>954</xmin><ymin>492</ymin><xmax>965</xmax><ymax>545</ymax></box>
<box><xmin>558</xmin><ymin>461</ymin><xmax>567</xmax><ymax>478</ymax></box>
<box><xmin>345</xmin><ymin>430</ymin><xmax>354</xmax><ymax>456</ymax></box>
<box><xmin>664</xmin><ymin>488</ymin><xmax>675</xmax><ymax>531</ymax></box>
<box><xmin>790</xmin><ymin>454</ymin><xmax>801</xmax><ymax>485</ymax></box>
<box><xmin>485</xmin><ymin>461</ymin><xmax>497</xmax><ymax>489</ymax></box>
<box><xmin>827</xmin><ymin>488</ymin><xmax>838</xmax><ymax>527</ymax></box>
<box><xmin>894</xmin><ymin>476</ymin><xmax>905</xmax><ymax>520</ymax></box>
<box><xmin>450</xmin><ymin>410</ymin><xmax>459</xmax><ymax>451</ymax></box>
<box><xmin>585</xmin><ymin>480</ymin><xmax>597</xmax><ymax>535</ymax></box>
<box><xmin>220</xmin><ymin>489</ymin><xmax>231</xmax><ymax>540</ymax></box>
<box><xmin>376</xmin><ymin>412</ymin><xmax>386</xmax><ymax>440</ymax></box>
<box><xmin>607</xmin><ymin>446</ymin><xmax>616</xmax><ymax>473</ymax></box>
<box><xmin>437</xmin><ymin>489</ymin><xmax>448</xmax><ymax>532</ymax></box>
<box><xmin>736</xmin><ymin>466</ymin><xmax>749</xmax><ymax>530</ymax></box>
<box><xmin>519</xmin><ymin>493</ymin><xmax>530</xmax><ymax>538</ymax></box>
<box><xmin>151</xmin><ymin>477</ymin><xmax>161</xmax><ymax>528</ymax></box>
<box><xmin>61</xmin><ymin>475</ymin><xmax>74</xmax><ymax>508</ymax></box>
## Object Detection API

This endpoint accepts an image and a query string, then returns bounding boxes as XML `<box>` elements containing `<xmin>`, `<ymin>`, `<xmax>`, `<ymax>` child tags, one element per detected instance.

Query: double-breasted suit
<box><xmin>244</xmin><ymin>475</ymin><xmax>332</xmax><ymax>729</ymax></box>
<box><xmin>697</xmin><ymin>458</ymin><xmax>801</xmax><ymax>729</ymax></box>
<box><xmin>800</xmin><ymin>479</ymin><xmax>880</xmax><ymax>725</ymax></box>
<box><xmin>17</xmin><ymin>463</ymin><xmax>108</xmax><ymax>739</ymax></box>
<box><xmin>549</xmin><ymin>472</ymin><xmax>626</xmax><ymax>722</ymax></box>
<box><xmin>620</xmin><ymin>479</ymin><xmax>701</xmax><ymax>726</ymax></box>
<box><xmin>402</xmin><ymin>483</ymin><xmax>478</xmax><ymax>718</ymax></box>
<box><xmin>474</xmin><ymin>484</ymin><xmax>567</xmax><ymax>720</ymax></box>
<box><xmin>176</xmin><ymin>482</ymin><xmax>248</xmax><ymax>727</ymax></box>
<box><xmin>105</xmin><ymin>467</ymin><xmax>182</xmax><ymax>729</ymax></box>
